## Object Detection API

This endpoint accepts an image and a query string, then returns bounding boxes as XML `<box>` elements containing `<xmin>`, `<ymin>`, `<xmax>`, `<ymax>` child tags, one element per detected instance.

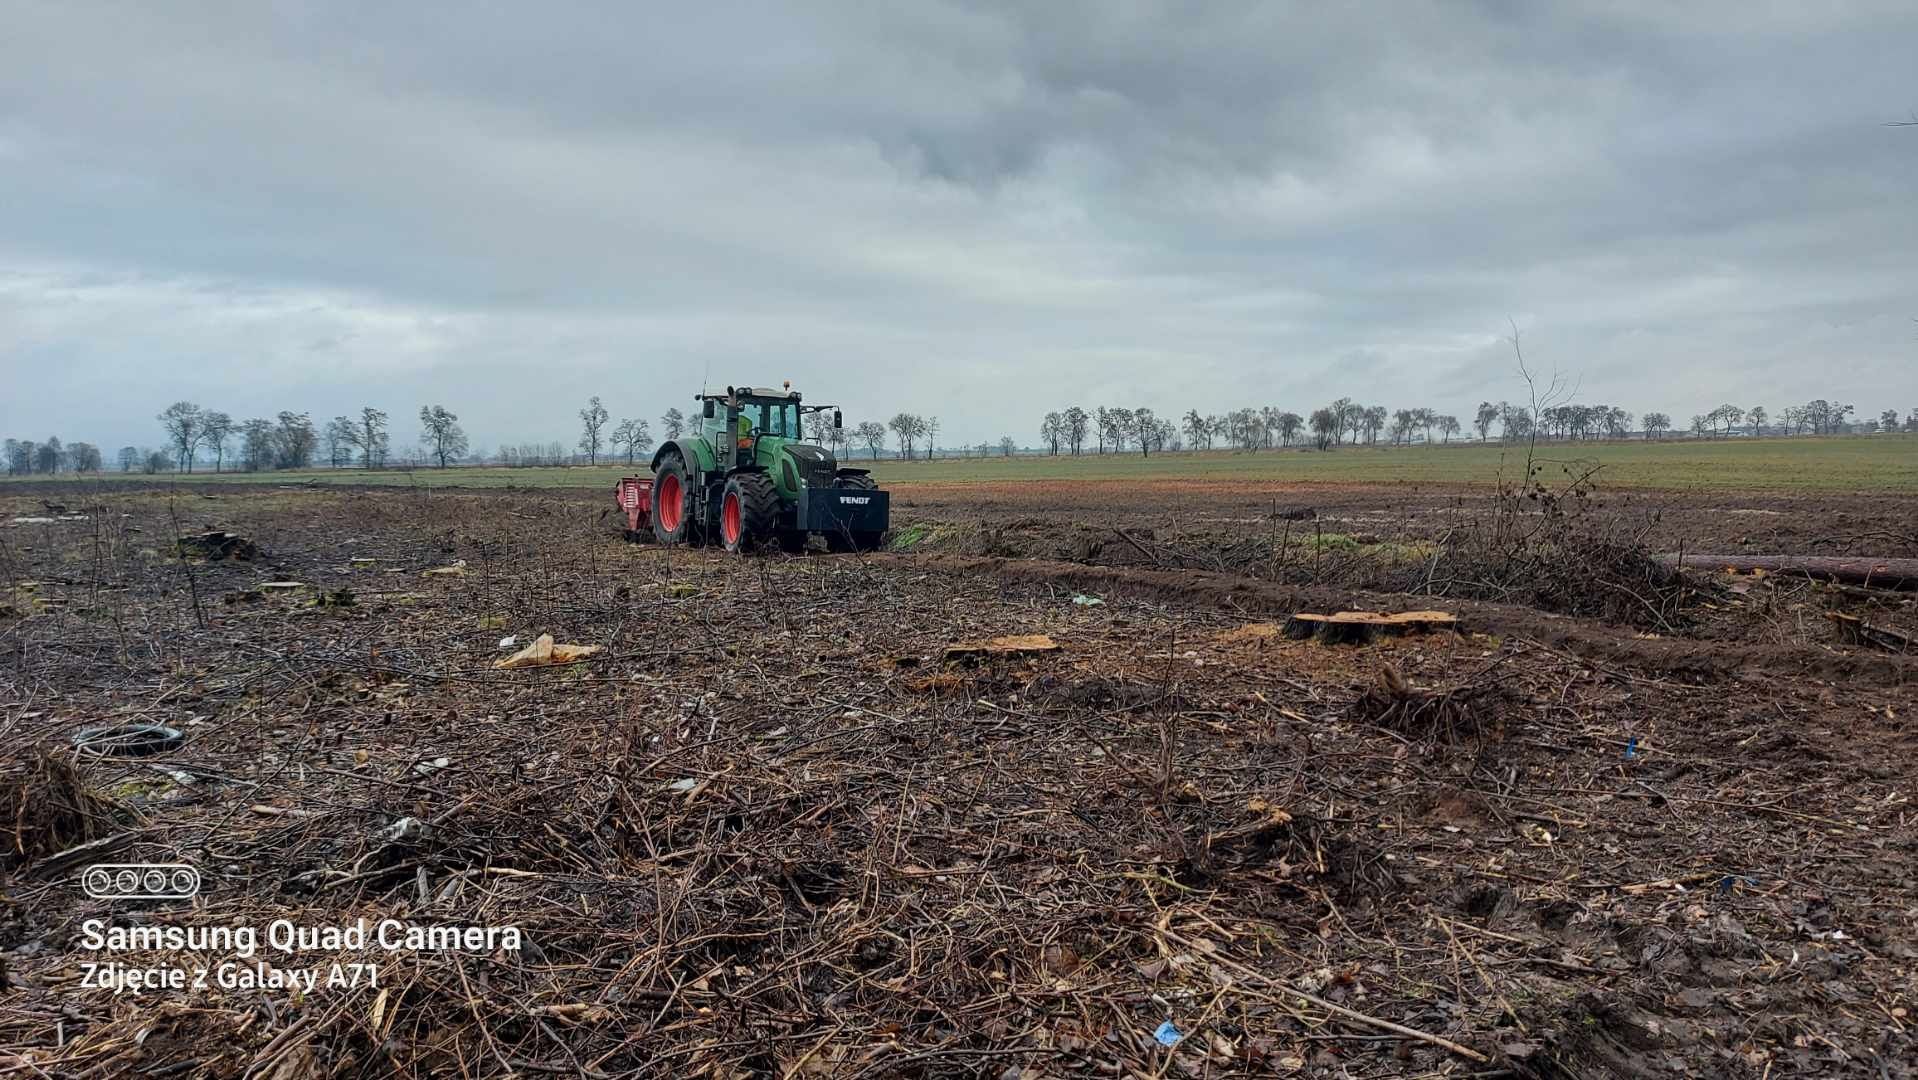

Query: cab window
<box><xmin>763</xmin><ymin>403</ymin><xmax>797</xmax><ymax>437</ymax></box>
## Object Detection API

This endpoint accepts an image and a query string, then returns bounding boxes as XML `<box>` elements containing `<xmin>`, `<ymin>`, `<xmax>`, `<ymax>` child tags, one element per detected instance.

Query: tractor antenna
<box><xmin>699</xmin><ymin>356</ymin><xmax>712</xmax><ymax>398</ymax></box>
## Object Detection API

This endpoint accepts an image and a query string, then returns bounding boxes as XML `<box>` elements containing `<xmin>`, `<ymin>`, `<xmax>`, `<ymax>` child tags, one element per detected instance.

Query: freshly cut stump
<box><xmin>1284</xmin><ymin>610</ymin><xmax>1458</xmax><ymax>646</ymax></box>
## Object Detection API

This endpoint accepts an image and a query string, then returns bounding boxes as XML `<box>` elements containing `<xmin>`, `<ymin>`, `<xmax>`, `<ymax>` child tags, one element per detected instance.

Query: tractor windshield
<box><xmin>751</xmin><ymin>401</ymin><xmax>799</xmax><ymax>439</ymax></box>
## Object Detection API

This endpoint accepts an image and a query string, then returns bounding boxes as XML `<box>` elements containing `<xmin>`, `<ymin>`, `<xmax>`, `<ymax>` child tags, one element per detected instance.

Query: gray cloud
<box><xmin>3</xmin><ymin>1</ymin><xmax>1914</xmax><ymax>453</ymax></box>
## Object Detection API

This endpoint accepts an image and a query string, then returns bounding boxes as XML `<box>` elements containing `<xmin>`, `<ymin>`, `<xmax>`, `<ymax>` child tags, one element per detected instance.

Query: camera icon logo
<box><xmin>82</xmin><ymin>864</ymin><xmax>201</xmax><ymax>901</ymax></box>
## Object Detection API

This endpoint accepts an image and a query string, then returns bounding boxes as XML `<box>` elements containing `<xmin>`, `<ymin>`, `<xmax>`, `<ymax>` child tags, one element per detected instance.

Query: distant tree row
<box><xmin>4</xmin><ymin>437</ymin><xmax>104</xmax><ymax>476</ymax></box>
<box><xmin>131</xmin><ymin>402</ymin><xmax>471</xmax><ymax>473</ymax></box>
<box><xmin>1025</xmin><ymin>396</ymin><xmax>1915</xmax><ymax>457</ymax></box>
<box><xmin>29</xmin><ymin>388</ymin><xmax>1910</xmax><ymax>482</ymax></box>
<box><xmin>1035</xmin><ymin>407</ymin><xmax>1177</xmax><ymax>457</ymax></box>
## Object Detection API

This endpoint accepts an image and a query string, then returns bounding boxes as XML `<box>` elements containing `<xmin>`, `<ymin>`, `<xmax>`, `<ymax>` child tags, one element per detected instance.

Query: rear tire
<box><xmin>651</xmin><ymin>451</ymin><xmax>701</xmax><ymax>546</ymax></box>
<box><xmin>719</xmin><ymin>473</ymin><xmax>779</xmax><ymax>554</ymax></box>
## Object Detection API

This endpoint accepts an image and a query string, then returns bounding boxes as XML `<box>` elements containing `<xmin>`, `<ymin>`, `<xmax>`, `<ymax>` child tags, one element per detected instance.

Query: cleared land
<box><xmin>3</xmin><ymin>477</ymin><xmax>1915</xmax><ymax>1078</ymax></box>
<box><xmin>27</xmin><ymin>435</ymin><xmax>1918</xmax><ymax>492</ymax></box>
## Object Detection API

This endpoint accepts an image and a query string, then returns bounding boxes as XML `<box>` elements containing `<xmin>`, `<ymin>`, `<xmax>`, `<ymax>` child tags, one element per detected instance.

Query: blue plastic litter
<box><xmin>1154</xmin><ymin>1020</ymin><xmax>1183</xmax><ymax>1047</ymax></box>
<box><xmin>1623</xmin><ymin>736</ymin><xmax>1638</xmax><ymax>760</ymax></box>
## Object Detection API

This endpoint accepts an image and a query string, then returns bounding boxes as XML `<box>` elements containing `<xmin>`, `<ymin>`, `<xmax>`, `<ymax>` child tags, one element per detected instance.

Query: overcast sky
<box><xmin>3</xmin><ymin>1</ymin><xmax>1914</xmax><ymax>453</ymax></box>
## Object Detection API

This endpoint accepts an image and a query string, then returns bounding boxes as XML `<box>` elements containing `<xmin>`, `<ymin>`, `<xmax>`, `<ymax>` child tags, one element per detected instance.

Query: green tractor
<box><xmin>647</xmin><ymin>383</ymin><xmax>890</xmax><ymax>553</ymax></box>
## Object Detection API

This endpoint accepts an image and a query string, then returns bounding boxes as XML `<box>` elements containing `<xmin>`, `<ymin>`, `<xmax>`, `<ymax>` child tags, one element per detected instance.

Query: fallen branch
<box><xmin>1160</xmin><ymin>928</ymin><xmax>1489</xmax><ymax>1064</ymax></box>
<box><xmin>1659</xmin><ymin>554</ymin><xmax>1918</xmax><ymax>590</ymax></box>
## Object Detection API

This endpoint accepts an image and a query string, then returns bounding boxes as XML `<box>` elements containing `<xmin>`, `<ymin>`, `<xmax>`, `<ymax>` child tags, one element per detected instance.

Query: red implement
<box><xmin>614</xmin><ymin>476</ymin><xmax>654</xmax><ymax>538</ymax></box>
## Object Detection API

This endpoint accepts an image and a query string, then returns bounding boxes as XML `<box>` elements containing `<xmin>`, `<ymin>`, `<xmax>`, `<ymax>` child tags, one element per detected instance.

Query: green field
<box><xmin>11</xmin><ymin>436</ymin><xmax>1916</xmax><ymax>493</ymax></box>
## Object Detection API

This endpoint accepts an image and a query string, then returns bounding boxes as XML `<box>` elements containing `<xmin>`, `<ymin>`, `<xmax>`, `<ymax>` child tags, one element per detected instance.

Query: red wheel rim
<box><xmin>722</xmin><ymin>491</ymin><xmax>742</xmax><ymax>545</ymax></box>
<box><xmin>658</xmin><ymin>474</ymin><xmax>682</xmax><ymax>531</ymax></box>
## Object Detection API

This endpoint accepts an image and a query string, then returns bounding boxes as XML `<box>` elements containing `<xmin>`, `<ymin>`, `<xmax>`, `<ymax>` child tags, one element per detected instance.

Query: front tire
<box><xmin>719</xmin><ymin>473</ymin><xmax>779</xmax><ymax>554</ymax></box>
<box><xmin>652</xmin><ymin>452</ymin><xmax>701</xmax><ymax>546</ymax></box>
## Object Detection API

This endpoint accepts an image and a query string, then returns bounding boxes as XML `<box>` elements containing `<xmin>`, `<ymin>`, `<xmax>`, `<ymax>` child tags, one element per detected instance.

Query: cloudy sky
<box><xmin>2</xmin><ymin>1</ymin><xmax>1914</xmax><ymax>454</ymax></box>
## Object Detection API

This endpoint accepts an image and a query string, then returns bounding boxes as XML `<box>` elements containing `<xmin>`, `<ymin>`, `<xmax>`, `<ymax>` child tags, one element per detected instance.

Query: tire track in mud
<box><xmin>873</xmin><ymin>553</ymin><xmax>1918</xmax><ymax>687</ymax></box>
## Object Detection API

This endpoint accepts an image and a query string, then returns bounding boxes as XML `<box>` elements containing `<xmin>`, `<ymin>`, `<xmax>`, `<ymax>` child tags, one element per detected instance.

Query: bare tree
<box><xmin>660</xmin><ymin>407</ymin><xmax>685</xmax><ymax>440</ymax></box>
<box><xmin>158</xmin><ymin>401</ymin><xmax>203</xmax><ymax>472</ymax></box>
<box><xmin>201</xmin><ymin>410</ymin><xmax>234</xmax><ymax>472</ymax></box>
<box><xmin>274</xmin><ymin>412</ymin><xmax>317</xmax><ymax>469</ymax></box>
<box><xmin>610</xmin><ymin>417</ymin><xmax>652</xmax><ymax>465</ymax></box>
<box><xmin>579</xmin><ymin>396</ymin><xmax>610</xmax><ymax>464</ymax></box>
<box><xmin>924</xmin><ymin>416</ymin><xmax>941</xmax><ymax>460</ymax></box>
<box><xmin>358</xmin><ymin>407</ymin><xmax>390</xmax><ymax>468</ymax></box>
<box><xmin>241</xmin><ymin>419</ymin><xmax>275</xmax><ymax>471</ymax></box>
<box><xmin>1474</xmin><ymin>401</ymin><xmax>1498</xmax><ymax>441</ymax></box>
<box><xmin>1182</xmin><ymin>409</ymin><xmax>1208</xmax><ymax>449</ymax></box>
<box><xmin>35</xmin><ymin>437</ymin><xmax>64</xmax><ymax>474</ymax></box>
<box><xmin>1040</xmin><ymin>412</ymin><xmax>1064</xmax><ymax>455</ymax></box>
<box><xmin>855</xmin><ymin>420</ymin><xmax>887</xmax><ymax>460</ymax></box>
<box><xmin>998</xmin><ymin>436</ymin><xmax>1016</xmax><ymax>457</ymax></box>
<box><xmin>1308</xmin><ymin>407</ymin><xmax>1337</xmax><ymax>449</ymax></box>
<box><xmin>1131</xmin><ymin>407</ymin><xmax>1157</xmax><ymax>457</ymax></box>
<box><xmin>418</xmin><ymin>405</ymin><xmax>468</xmax><ymax>468</ymax></box>
<box><xmin>1272</xmin><ymin>411</ymin><xmax>1300</xmax><ymax>446</ymax></box>
<box><xmin>1507</xmin><ymin>318</ymin><xmax>1576</xmax><ymax>473</ymax></box>
<box><xmin>324</xmin><ymin>416</ymin><xmax>358</xmax><ymax>468</ymax></box>
<box><xmin>821</xmin><ymin>421</ymin><xmax>849</xmax><ymax>455</ymax></box>
<box><xmin>888</xmin><ymin>413</ymin><xmax>920</xmax><ymax>459</ymax></box>
<box><xmin>1361</xmin><ymin>405</ymin><xmax>1387</xmax><ymax>444</ymax></box>
<box><xmin>1063</xmin><ymin>406</ymin><xmax>1089</xmax><ymax>455</ymax></box>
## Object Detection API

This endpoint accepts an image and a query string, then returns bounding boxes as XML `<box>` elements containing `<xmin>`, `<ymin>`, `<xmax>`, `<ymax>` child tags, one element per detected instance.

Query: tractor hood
<box><xmin>767</xmin><ymin>441</ymin><xmax>837</xmax><ymax>500</ymax></box>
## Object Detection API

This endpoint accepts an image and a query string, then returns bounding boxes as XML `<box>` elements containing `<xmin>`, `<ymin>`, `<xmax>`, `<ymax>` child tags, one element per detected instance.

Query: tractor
<box><xmin>619</xmin><ymin>382</ymin><xmax>889</xmax><ymax>553</ymax></box>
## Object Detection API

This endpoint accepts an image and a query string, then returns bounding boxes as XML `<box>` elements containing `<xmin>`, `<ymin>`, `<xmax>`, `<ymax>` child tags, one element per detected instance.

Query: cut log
<box><xmin>1283</xmin><ymin>610</ymin><xmax>1458</xmax><ymax>645</ymax></box>
<box><xmin>1660</xmin><ymin>554</ymin><xmax>1918</xmax><ymax>591</ymax></box>
<box><xmin>943</xmin><ymin>634</ymin><xmax>1061</xmax><ymax>663</ymax></box>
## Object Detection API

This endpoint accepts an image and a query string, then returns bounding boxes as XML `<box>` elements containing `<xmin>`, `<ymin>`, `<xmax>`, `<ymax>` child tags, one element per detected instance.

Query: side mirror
<box><xmin>833</xmin><ymin>410</ymin><xmax>843</xmax><ymax>430</ymax></box>
<box><xmin>703</xmin><ymin>400</ymin><xmax>715</xmax><ymax>419</ymax></box>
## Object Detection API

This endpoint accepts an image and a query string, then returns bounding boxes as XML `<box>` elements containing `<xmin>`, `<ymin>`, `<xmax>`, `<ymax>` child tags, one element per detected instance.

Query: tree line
<box><xmin>3</xmin><ymin>437</ymin><xmax>105</xmax><ymax>476</ymax></box>
<box><xmin>9</xmin><ymin>391</ymin><xmax>1909</xmax><ymax>479</ymax></box>
<box><xmin>96</xmin><ymin>402</ymin><xmax>478</xmax><ymax>474</ymax></box>
<box><xmin>1025</xmin><ymin>396</ymin><xmax>1915</xmax><ymax>456</ymax></box>
<box><xmin>4</xmin><ymin>397</ymin><xmax>994</xmax><ymax>476</ymax></box>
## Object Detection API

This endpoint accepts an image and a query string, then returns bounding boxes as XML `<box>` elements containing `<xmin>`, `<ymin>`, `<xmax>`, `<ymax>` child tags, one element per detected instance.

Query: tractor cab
<box><xmin>696</xmin><ymin>384</ymin><xmax>831</xmax><ymax>472</ymax></box>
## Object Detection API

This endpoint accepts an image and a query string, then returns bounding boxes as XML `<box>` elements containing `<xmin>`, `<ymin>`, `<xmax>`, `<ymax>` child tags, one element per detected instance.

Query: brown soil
<box><xmin>893</xmin><ymin>477</ymin><xmax>1918</xmax><ymax>558</ymax></box>
<box><xmin>0</xmin><ymin>481</ymin><xmax>1913</xmax><ymax>1079</ymax></box>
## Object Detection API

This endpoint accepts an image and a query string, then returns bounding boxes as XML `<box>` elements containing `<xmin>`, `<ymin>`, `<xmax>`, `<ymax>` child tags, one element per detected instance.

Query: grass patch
<box><xmin>11</xmin><ymin>435</ymin><xmax>1916</xmax><ymax>493</ymax></box>
<box><xmin>886</xmin><ymin>523</ymin><xmax>943</xmax><ymax>550</ymax></box>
